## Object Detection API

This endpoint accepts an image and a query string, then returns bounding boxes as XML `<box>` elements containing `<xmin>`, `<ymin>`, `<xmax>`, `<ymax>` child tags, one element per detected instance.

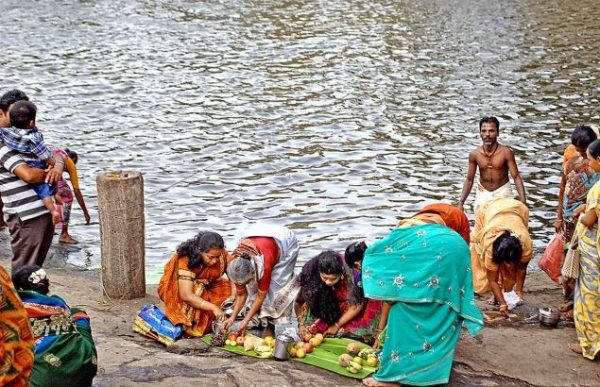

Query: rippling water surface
<box><xmin>1</xmin><ymin>0</ymin><xmax>599</xmax><ymax>282</ymax></box>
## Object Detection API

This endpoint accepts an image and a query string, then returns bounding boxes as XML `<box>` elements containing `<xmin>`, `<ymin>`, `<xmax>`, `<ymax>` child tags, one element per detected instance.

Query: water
<box><xmin>1</xmin><ymin>0</ymin><xmax>599</xmax><ymax>283</ymax></box>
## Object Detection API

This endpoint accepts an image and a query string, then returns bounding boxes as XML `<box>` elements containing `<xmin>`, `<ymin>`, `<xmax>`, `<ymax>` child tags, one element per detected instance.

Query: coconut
<box><xmin>338</xmin><ymin>353</ymin><xmax>353</xmax><ymax>367</ymax></box>
<box><xmin>347</xmin><ymin>342</ymin><xmax>361</xmax><ymax>357</ymax></box>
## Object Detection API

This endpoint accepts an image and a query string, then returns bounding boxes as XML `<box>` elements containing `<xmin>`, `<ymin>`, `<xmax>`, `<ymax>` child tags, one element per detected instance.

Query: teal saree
<box><xmin>363</xmin><ymin>224</ymin><xmax>483</xmax><ymax>386</ymax></box>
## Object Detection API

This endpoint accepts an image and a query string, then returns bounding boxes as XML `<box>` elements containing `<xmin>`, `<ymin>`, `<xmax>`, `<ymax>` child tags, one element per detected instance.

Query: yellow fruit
<box><xmin>264</xmin><ymin>336</ymin><xmax>275</xmax><ymax>347</ymax></box>
<box><xmin>353</xmin><ymin>356</ymin><xmax>363</xmax><ymax>365</ymax></box>
<box><xmin>296</xmin><ymin>348</ymin><xmax>306</xmax><ymax>358</ymax></box>
<box><xmin>314</xmin><ymin>333</ymin><xmax>324</xmax><ymax>342</ymax></box>
<box><xmin>309</xmin><ymin>337</ymin><xmax>320</xmax><ymax>347</ymax></box>
<box><xmin>350</xmin><ymin>361</ymin><xmax>362</xmax><ymax>371</ymax></box>
<box><xmin>255</xmin><ymin>345</ymin><xmax>272</xmax><ymax>353</ymax></box>
<box><xmin>366</xmin><ymin>356</ymin><xmax>378</xmax><ymax>367</ymax></box>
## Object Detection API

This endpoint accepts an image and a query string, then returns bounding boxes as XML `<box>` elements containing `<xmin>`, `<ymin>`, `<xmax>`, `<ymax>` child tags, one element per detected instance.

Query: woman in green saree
<box><xmin>362</xmin><ymin>220</ymin><xmax>483</xmax><ymax>386</ymax></box>
<box><xmin>12</xmin><ymin>265</ymin><xmax>97</xmax><ymax>387</ymax></box>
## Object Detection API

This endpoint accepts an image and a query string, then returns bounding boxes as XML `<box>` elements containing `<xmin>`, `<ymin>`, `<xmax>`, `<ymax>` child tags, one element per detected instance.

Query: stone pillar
<box><xmin>97</xmin><ymin>171</ymin><xmax>145</xmax><ymax>299</ymax></box>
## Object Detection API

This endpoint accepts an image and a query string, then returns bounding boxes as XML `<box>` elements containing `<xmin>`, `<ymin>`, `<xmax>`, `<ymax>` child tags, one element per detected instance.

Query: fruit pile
<box><xmin>288</xmin><ymin>332</ymin><xmax>324</xmax><ymax>359</ymax></box>
<box><xmin>338</xmin><ymin>343</ymin><xmax>379</xmax><ymax>374</ymax></box>
<box><xmin>224</xmin><ymin>333</ymin><xmax>276</xmax><ymax>358</ymax></box>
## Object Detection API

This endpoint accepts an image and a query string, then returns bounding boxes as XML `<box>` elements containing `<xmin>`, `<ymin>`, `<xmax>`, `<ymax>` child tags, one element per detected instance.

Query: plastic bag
<box><xmin>538</xmin><ymin>232</ymin><xmax>565</xmax><ymax>284</ymax></box>
<box><xmin>135</xmin><ymin>304</ymin><xmax>183</xmax><ymax>341</ymax></box>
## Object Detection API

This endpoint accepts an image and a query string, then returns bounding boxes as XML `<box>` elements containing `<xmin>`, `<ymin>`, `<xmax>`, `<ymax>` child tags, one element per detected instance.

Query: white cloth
<box><xmin>473</xmin><ymin>181</ymin><xmax>514</xmax><ymax>211</ymax></box>
<box><xmin>503</xmin><ymin>290</ymin><xmax>522</xmax><ymax>311</ymax></box>
<box><xmin>238</xmin><ymin>223</ymin><xmax>299</xmax><ymax>319</ymax></box>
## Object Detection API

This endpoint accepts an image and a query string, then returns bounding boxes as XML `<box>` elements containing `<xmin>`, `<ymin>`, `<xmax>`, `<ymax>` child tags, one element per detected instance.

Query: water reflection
<box><xmin>1</xmin><ymin>0</ymin><xmax>598</xmax><ymax>283</ymax></box>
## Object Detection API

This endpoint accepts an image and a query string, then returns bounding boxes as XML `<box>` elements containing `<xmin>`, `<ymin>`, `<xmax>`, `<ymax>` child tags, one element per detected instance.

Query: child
<box><xmin>0</xmin><ymin>100</ymin><xmax>63</xmax><ymax>224</ymax></box>
<box><xmin>54</xmin><ymin>148</ymin><xmax>91</xmax><ymax>244</ymax></box>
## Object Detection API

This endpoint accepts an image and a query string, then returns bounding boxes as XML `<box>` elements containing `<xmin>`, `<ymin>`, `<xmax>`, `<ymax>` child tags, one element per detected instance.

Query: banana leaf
<box><xmin>201</xmin><ymin>334</ymin><xmax>268</xmax><ymax>359</ymax></box>
<box><xmin>291</xmin><ymin>338</ymin><xmax>378</xmax><ymax>379</ymax></box>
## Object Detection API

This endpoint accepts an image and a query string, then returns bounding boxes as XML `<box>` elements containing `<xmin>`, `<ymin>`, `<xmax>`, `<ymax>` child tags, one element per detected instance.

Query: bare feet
<box><xmin>559</xmin><ymin>301</ymin><xmax>573</xmax><ymax>313</ymax></box>
<box><xmin>362</xmin><ymin>377</ymin><xmax>400</xmax><ymax>387</ymax></box>
<box><xmin>563</xmin><ymin>309</ymin><xmax>574</xmax><ymax>320</ymax></box>
<box><xmin>59</xmin><ymin>234</ymin><xmax>78</xmax><ymax>244</ymax></box>
<box><xmin>568</xmin><ymin>342</ymin><xmax>583</xmax><ymax>354</ymax></box>
<box><xmin>486</xmin><ymin>296</ymin><xmax>498</xmax><ymax>305</ymax></box>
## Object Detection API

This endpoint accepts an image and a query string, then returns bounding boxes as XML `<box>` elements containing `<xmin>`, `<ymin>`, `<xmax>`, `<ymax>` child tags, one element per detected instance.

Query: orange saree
<box><xmin>158</xmin><ymin>252</ymin><xmax>231</xmax><ymax>337</ymax></box>
<box><xmin>0</xmin><ymin>266</ymin><xmax>34</xmax><ymax>387</ymax></box>
<box><xmin>417</xmin><ymin>203</ymin><xmax>471</xmax><ymax>243</ymax></box>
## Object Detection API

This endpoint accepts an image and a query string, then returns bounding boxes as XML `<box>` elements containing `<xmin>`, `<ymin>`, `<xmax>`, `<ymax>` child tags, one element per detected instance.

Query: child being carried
<box><xmin>0</xmin><ymin>100</ymin><xmax>64</xmax><ymax>224</ymax></box>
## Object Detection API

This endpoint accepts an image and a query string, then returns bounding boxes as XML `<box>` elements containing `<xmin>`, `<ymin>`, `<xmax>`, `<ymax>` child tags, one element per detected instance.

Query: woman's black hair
<box><xmin>588</xmin><ymin>139</ymin><xmax>600</xmax><ymax>159</ymax></box>
<box><xmin>12</xmin><ymin>265</ymin><xmax>50</xmax><ymax>295</ymax></box>
<box><xmin>492</xmin><ymin>231</ymin><xmax>523</xmax><ymax>265</ymax></box>
<box><xmin>65</xmin><ymin>148</ymin><xmax>78</xmax><ymax>164</ymax></box>
<box><xmin>177</xmin><ymin>231</ymin><xmax>224</xmax><ymax>269</ymax></box>
<box><xmin>571</xmin><ymin>125</ymin><xmax>597</xmax><ymax>148</ymax></box>
<box><xmin>344</xmin><ymin>241</ymin><xmax>367</xmax><ymax>269</ymax></box>
<box><xmin>299</xmin><ymin>250</ymin><xmax>362</xmax><ymax>325</ymax></box>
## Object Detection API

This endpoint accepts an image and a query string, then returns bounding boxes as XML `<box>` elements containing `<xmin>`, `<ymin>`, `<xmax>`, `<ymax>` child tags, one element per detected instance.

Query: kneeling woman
<box><xmin>296</xmin><ymin>249</ymin><xmax>382</xmax><ymax>343</ymax></box>
<box><xmin>362</xmin><ymin>219</ymin><xmax>483</xmax><ymax>386</ymax></box>
<box><xmin>158</xmin><ymin>231</ymin><xmax>232</xmax><ymax>337</ymax></box>
<box><xmin>12</xmin><ymin>265</ymin><xmax>98</xmax><ymax>387</ymax></box>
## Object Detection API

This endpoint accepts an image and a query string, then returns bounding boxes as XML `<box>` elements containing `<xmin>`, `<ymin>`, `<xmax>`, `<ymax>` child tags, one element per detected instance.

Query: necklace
<box><xmin>482</xmin><ymin>143</ymin><xmax>498</xmax><ymax>169</ymax></box>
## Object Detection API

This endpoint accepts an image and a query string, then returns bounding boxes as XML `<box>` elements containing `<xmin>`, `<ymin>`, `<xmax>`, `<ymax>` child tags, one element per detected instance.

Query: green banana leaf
<box><xmin>291</xmin><ymin>338</ymin><xmax>378</xmax><ymax>379</ymax></box>
<box><xmin>201</xmin><ymin>334</ymin><xmax>268</xmax><ymax>359</ymax></box>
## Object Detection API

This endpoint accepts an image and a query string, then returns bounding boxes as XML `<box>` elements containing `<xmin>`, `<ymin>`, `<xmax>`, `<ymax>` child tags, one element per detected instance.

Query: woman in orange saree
<box><xmin>158</xmin><ymin>231</ymin><xmax>232</xmax><ymax>337</ymax></box>
<box><xmin>0</xmin><ymin>266</ymin><xmax>34</xmax><ymax>387</ymax></box>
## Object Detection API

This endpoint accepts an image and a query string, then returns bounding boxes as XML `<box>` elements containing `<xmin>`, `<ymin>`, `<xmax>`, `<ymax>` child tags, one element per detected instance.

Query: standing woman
<box><xmin>569</xmin><ymin>139</ymin><xmax>600</xmax><ymax>359</ymax></box>
<box><xmin>362</xmin><ymin>219</ymin><xmax>483</xmax><ymax>387</ymax></box>
<box><xmin>158</xmin><ymin>231</ymin><xmax>232</xmax><ymax>337</ymax></box>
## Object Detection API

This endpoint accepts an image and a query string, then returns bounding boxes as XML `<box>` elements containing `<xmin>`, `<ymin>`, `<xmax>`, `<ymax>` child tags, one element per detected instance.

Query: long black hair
<box><xmin>177</xmin><ymin>231</ymin><xmax>224</xmax><ymax>269</ymax></box>
<box><xmin>300</xmin><ymin>250</ymin><xmax>362</xmax><ymax>325</ymax></box>
<box><xmin>492</xmin><ymin>231</ymin><xmax>522</xmax><ymax>265</ymax></box>
<box><xmin>344</xmin><ymin>241</ymin><xmax>368</xmax><ymax>303</ymax></box>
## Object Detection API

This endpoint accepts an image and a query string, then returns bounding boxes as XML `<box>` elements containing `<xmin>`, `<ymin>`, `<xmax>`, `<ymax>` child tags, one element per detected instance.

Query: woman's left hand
<box><xmin>324</xmin><ymin>325</ymin><xmax>339</xmax><ymax>336</ymax></box>
<box><xmin>236</xmin><ymin>318</ymin><xmax>249</xmax><ymax>335</ymax></box>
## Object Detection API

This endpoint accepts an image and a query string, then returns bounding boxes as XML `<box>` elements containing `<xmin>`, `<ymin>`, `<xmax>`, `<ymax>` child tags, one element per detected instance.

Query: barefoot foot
<box><xmin>59</xmin><ymin>234</ymin><xmax>78</xmax><ymax>244</ymax></box>
<box><xmin>362</xmin><ymin>377</ymin><xmax>400</xmax><ymax>387</ymax></box>
<box><xmin>568</xmin><ymin>342</ymin><xmax>583</xmax><ymax>354</ymax></box>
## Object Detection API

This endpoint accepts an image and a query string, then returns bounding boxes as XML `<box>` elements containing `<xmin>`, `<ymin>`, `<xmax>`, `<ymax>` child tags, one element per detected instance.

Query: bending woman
<box><xmin>158</xmin><ymin>231</ymin><xmax>232</xmax><ymax>337</ymax></box>
<box><xmin>224</xmin><ymin>223</ymin><xmax>299</xmax><ymax>337</ymax></box>
<box><xmin>12</xmin><ymin>265</ymin><xmax>97</xmax><ymax>387</ymax></box>
<box><xmin>362</xmin><ymin>220</ymin><xmax>483</xmax><ymax>386</ymax></box>
<box><xmin>296</xmin><ymin>249</ymin><xmax>382</xmax><ymax>343</ymax></box>
<box><xmin>470</xmin><ymin>198</ymin><xmax>532</xmax><ymax>316</ymax></box>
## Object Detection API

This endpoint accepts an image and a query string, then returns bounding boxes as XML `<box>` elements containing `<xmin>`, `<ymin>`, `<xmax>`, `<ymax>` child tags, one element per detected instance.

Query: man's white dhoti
<box><xmin>473</xmin><ymin>181</ymin><xmax>513</xmax><ymax>211</ymax></box>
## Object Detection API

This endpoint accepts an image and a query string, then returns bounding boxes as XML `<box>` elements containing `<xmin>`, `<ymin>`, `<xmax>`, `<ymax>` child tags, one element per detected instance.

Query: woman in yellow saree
<box><xmin>570</xmin><ymin>139</ymin><xmax>600</xmax><ymax>360</ymax></box>
<box><xmin>158</xmin><ymin>231</ymin><xmax>232</xmax><ymax>337</ymax></box>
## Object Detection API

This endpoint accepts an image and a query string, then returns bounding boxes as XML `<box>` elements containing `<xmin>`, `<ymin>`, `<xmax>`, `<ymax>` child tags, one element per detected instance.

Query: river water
<box><xmin>1</xmin><ymin>0</ymin><xmax>599</xmax><ymax>283</ymax></box>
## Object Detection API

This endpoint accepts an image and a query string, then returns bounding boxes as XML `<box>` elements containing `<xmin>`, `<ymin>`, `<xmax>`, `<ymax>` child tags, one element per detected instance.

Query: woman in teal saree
<box><xmin>362</xmin><ymin>222</ymin><xmax>483</xmax><ymax>386</ymax></box>
<box><xmin>13</xmin><ymin>265</ymin><xmax>97</xmax><ymax>387</ymax></box>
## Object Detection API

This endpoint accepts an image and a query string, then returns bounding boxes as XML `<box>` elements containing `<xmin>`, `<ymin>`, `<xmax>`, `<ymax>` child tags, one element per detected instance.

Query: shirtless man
<box><xmin>458</xmin><ymin>116</ymin><xmax>526</xmax><ymax>211</ymax></box>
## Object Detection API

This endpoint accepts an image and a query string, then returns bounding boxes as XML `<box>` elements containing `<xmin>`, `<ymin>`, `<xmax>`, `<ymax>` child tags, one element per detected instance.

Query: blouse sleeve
<box><xmin>177</xmin><ymin>257</ymin><xmax>195</xmax><ymax>281</ymax></box>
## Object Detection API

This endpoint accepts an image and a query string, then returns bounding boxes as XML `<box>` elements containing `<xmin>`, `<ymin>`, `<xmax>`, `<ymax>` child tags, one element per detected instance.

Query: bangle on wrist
<box><xmin>499</xmin><ymin>304</ymin><xmax>508</xmax><ymax>310</ymax></box>
<box><xmin>334</xmin><ymin>322</ymin><xmax>340</xmax><ymax>328</ymax></box>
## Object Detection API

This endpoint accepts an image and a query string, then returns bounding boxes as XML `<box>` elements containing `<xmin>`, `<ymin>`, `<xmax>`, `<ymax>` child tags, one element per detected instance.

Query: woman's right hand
<box><xmin>499</xmin><ymin>304</ymin><xmax>510</xmax><ymax>318</ymax></box>
<box><xmin>223</xmin><ymin>316</ymin><xmax>235</xmax><ymax>330</ymax></box>
<box><xmin>212</xmin><ymin>306</ymin><xmax>224</xmax><ymax>320</ymax></box>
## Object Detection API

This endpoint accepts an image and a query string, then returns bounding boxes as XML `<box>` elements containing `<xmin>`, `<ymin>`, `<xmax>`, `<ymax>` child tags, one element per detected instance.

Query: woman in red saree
<box><xmin>158</xmin><ymin>231</ymin><xmax>232</xmax><ymax>337</ymax></box>
<box><xmin>296</xmin><ymin>250</ymin><xmax>382</xmax><ymax>344</ymax></box>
